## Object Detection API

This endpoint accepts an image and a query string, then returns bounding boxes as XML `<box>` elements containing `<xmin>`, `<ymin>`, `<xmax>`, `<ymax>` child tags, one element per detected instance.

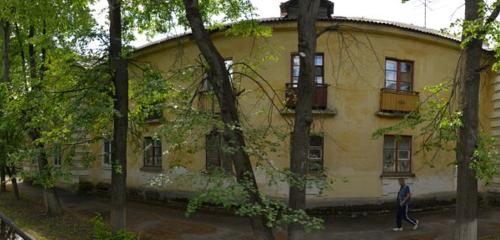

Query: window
<box><xmin>144</xmin><ymin>137</ymin><xmax>162</xmax><ymax>168</ymax></box>
<box><xmin>385</xmin><ymin>59</ymin><xmax>413</xmax><ymax>91</ymax></box>
<box><xmin>291</xmin><ymin>53</ymin><xmax>324</xmax><ymax>87</ymax></box>
<box><xmin>199</xmin><ymin>59</ymin><xmax>234</xmax><ymax>92</ymax></box>
<box><xmin>146</xmin><ymin>108</ymin><xmax>163</xmax><ymax>121</ymax></box>
<box><xmin>290</xmin><ymin>134</ymin><xmax>324</xmax><ymax>174</ymax></box>
<box><xmin>205</xmin><ymin>131</ymin><xmax>232</xmax><ymax>173</ymax></box>
<box><xmin>225</xmin><ymin>58</ymin><xmax>233</xmax><ymax>81</ymax></box>
<box><xmin>102</xmin><ymin>140</ymin><xmax>112</xmax><ymax>167</ymax></box>
<box><xmin>53</xmin><ymin>144</ymin><xmax>62</xmax><ymax>166</ymax></box>
<box><xmin>383</xmin><ymin>135</ymin><xmax>412</xmax><ymax>173</ymax></box>
<box><xmin>308</xmin><ymin>135</ymin><xmax>324</xmax><ymax>174</ymax></box>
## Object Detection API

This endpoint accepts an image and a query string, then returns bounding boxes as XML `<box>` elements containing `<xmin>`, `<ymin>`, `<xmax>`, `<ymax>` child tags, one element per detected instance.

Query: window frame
<box><xmin>307</xmin><ymin>135</ymin><xmax>324</xmax><ymax>175</ymax></box>
<box><xmin>290</xmin><ymin>53</ymin><xmax>325</xmax><ymax>86</ymax></box>
<box><xmin>224</xmin><ymin>58</ymin><xmax>234</xmax><ymax>81</ymax></box>
<box><xmin>199</xmin><ymin>58</ymin><xmax>234</xmax><ymax>92</ymax></box>
<box><xmin>290</xmin><ymin>133</ymin><xmax>325</xmax><ymax>175</ymax></box>
<box><xmin>146</xmin><ymin>107</ymin><xmax>163</xmax><ymax>121</ymax></box>
<box><xmin>384</xmin><ymin>58</ymin><xmax>414</xmax><ymax>92</ymax></box>
<box><xmin>205</xmin><ymin>130</ymin><xmax>232</xmax><ymax>173</ymax></box>
<box><xmin>382</xmin><ymin>135</ymin><xmax>413</xmax><ymax>175</ymax></box>
<box><xmin>102</xmin><ymin>140</ymin><xmax>112</xmax><ymax>168</ymax></box>
<box><xmin>53</xmin><ymin>144</ymin><xmax>62</xmax><ymax>166</ymax></box>
<box><xmin>143</xmin><ymin>137</ymin><xmax>162</xmax><ymax>169</ymax></box>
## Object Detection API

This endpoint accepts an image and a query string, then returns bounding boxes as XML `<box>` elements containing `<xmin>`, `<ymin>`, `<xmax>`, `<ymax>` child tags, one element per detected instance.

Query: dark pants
<box><xmin>396</xmin><ymin>204</ymin><xmax>417</xmax><ymax>228</ymax></box>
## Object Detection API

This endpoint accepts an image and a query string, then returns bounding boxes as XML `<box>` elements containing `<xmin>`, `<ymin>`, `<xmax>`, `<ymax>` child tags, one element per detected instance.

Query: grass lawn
<box><xmin>0</xmin><ymin>189</ymin><xmax>93</xmax><ymax>240</ymax></box>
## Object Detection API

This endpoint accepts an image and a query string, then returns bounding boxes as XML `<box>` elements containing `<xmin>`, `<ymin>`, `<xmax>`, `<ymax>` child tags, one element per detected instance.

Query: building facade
<box><xmin>59</xmin><ymin>1</ymin><xmax>500</xmax><ymax>207</ymax></box>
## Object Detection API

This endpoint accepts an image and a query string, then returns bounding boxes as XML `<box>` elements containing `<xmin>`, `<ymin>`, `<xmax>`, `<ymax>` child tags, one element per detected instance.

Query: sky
<box><xmin>92</xmin><ymin>0</ymin><xmax>467</xmax><ymax>48</ymax></box>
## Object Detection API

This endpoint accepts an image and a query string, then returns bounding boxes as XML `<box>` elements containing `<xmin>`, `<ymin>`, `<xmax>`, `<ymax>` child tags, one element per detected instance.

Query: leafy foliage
<box><xmin>184</xmin><ymin>172</ymin><xmax>324</xmax><ymax>232</ymax></box>
<box><xmin>91</xmin><ymin>215</ymin><xmax>137</xmax><ymax>240</ymax></box>
<box><xmin>0</xmin><ymin>0</ymin><xmax>111</xmax><ymax>190</ymax></box>
<box><xmin>471</xmin><ymin>134</ymin><xmax>500</xmax><ymax>184</ymax></box>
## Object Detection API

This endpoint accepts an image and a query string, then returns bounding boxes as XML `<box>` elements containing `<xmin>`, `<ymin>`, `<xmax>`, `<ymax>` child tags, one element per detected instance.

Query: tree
<box><xmin>108</xmin><ymin>0</ymin><xmax>130</xmax><ymax>233</ymax></box>
<box><xmin>0</xmin><ymin>0</ymin><xmax>104</xmax><ymax>215</ymax></box>
<box><xmin>0</xmin><ymin>17</ymin><xmax>21</xmax><ymax>201</ymax></box>
<box><xmin>288</xmin><ymin>1</ymin><xmax>321</xmax><ymax>239</ymax></box>
<box><xmin>0</xmin><ymin>19</ymin><xmax>9</xmax><ymax>194</ymax></box>
<box><xmin>455</xmin><ymin>1</ymin><xmax>499</xmax><ymax>239</ymax></box>
<box><xmin>182</xmin><ymin>0</ymin><xmax>274</xmax><ymax>239</ymax></box>
<box><xmin>388</xmin><ymin>1</ymin><xmax>500</xmax><ymax>239</ymax></box>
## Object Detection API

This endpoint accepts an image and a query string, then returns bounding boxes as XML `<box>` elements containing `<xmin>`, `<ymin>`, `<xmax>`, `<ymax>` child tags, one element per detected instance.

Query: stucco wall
<box><xmin>80</xmin><ymin>21</ymin><xmax>497</xmax><ymax>205</ymax></box>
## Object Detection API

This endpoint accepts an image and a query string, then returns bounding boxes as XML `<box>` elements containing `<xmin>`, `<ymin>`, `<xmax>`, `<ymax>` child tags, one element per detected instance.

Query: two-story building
<box><xmin>62</xmin><ymin>0</ymin><xmax>500</xmax><ymax>208</ymax></box>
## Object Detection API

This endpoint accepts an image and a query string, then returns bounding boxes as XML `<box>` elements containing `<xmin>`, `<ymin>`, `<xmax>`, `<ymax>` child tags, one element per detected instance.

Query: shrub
<box><xmin>91</xmin><ymin>215</ymin><xmax>137</xmax><ymax>240</ymax></box>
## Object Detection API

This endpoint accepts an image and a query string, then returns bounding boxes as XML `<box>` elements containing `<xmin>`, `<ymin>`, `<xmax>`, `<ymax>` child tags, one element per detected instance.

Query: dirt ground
<box><xmin>4</xmin><ymin>183</ymin><xmax>500</xmax><ymax>240</ymax></box>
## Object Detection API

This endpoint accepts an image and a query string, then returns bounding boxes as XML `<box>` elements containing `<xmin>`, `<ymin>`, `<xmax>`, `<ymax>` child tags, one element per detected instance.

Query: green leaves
<box><xmin>470</xmin><ymin>133</ymin><xmax>500</xmax><ymax>184</ymax></box>
<box><xmin>91</xmin><ymin>215</ymin><xmax>137</xmax><ymax>240</ymax></box>
<box><xmin>126</xmin><ymin>0</ymin><xmax>264</xmax><ymax>39</ymax></box>
<box><xmin>0</xmin><ymin>0</ymin><xmax>112</xmax><ymax>190</ymax></box>
<box><xmin>185</xmin><ymin>175</ymin><xmax>324</xmax><ymax>232</ymax></box>
<box><xmin>225</xmin><ymin>20</ymin><xmax>273</xmax><ymax>38</ymax></box>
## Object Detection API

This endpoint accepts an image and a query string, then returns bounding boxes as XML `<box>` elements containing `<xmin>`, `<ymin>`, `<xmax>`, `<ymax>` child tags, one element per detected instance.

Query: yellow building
<box><xmin>72</xmin><ymin>0</ymin><xmax>500</xmax><ymax>208</ymax></box>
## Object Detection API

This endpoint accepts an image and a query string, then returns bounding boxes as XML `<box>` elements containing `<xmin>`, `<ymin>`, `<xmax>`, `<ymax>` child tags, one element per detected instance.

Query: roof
<box><xmin>134</xmin><ymin>16</ymin><xmax>460</xmax><ymax>53</ymax></box>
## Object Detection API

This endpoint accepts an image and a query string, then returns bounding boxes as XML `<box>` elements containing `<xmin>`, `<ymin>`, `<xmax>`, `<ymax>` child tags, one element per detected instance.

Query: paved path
<box><xmin>20</xmin><ymin>184</ymin><xmax>500</xmax><ymax>240</ymax></box>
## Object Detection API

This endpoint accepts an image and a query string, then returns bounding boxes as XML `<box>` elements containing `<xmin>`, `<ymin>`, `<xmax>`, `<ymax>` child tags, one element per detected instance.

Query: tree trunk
<box><xmin>0</xmin><ymin>20</ymin><xmax>9</xmax><ymax>194</ymax></box>
<box><xmin>14</xmin><ymin>24</ymin><xmax>27</xmax><ymax>82</ymax></box>
<box><xmin>1</xmin><ymin>20</ymin><xmax>9</xmax><ymax>83</ymax></box>
<box><xmin>108</xmin><ymin>0</ymin><xmax>129</xmax><ymax>233</ymax></box>
<box><xmin>0</xmin><ymin>167</ymin><xmax>5</xmax><ymax>193</ymax></box>
<box><xmin>6</xmin><ymin>167</ymin><xmax>19</xmax><ymax>200</ymax></box>
<box><xmin>183</xmin><ymin>1</ymin><xmax>274</xmax><ymax>239</ymax></box>
<box><xmin>30</xmin><ymin>132</ymin><xmax>63</xmax><ymax>215</ymax></box>
<box><xmin>454</xmin><ymin>2</ymin><xmax>499</xmax><ymax>239</ymax></box>
<box><xmin>288</xmin><ymin>1</ymin><xmax>321</xmax><ymax>239</ymax></box>
<box><xmin>28</xmin><ymin>26</ymin><xmax>63</xmax><ymax>216</ymax></box>
<box><xmin>455</xmin><ymin>0</ymin><xmax>481</xmax><ymax>239</ymax></box>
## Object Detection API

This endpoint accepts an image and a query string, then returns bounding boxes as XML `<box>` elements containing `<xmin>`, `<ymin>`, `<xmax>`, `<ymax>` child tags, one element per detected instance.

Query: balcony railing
<box><xmin>379</xmin><ymin>88</ymin><xmax>419</xmax><ymax>113</ymax></box>
<box><xmin>285</xmin><ymin>83</ymin><xmax>329</xmax><ymax>109</ymax></box>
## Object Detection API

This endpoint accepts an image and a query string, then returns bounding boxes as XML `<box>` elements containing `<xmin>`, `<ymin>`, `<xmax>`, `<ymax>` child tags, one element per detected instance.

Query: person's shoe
<box><xmin>413</xmin><ymin>220</ymin><xmax>419</xmax><ymax>230</ymax></box>
<box><xmin>392</xmin><ymin>227</ymin><xmax>403</xmax><ymax>231</ymax></box>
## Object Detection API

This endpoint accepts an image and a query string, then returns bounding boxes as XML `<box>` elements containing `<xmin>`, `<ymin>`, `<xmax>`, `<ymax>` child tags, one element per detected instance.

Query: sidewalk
<box><xmin>19</xmin><ymin>184</ymin><xmax>500</xmax><ymax>240</ymax></box>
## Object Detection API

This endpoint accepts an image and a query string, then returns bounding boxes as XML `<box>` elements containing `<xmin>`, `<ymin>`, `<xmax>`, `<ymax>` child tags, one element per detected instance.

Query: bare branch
<box><xmin>316</xmin><ymin>24</ymin><xmax>339</xmax><ymax>39</ymax></box>
<box><xmin>485</xmin><ymin>0</ymin><xmax>500</xmax><ymax>26</ymax></box>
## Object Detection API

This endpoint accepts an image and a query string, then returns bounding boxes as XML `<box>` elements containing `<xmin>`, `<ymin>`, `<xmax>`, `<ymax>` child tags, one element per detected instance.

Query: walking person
<box><xmin>393</xmin><ymin>178</ymin><xmax>419</xmax><ymax>231</ymax></box>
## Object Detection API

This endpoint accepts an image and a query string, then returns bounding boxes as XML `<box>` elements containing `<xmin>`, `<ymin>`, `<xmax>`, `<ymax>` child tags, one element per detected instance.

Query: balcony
<box><xmin>379</xmin><ymin>88</ymin><xmax>419</xmax><ymax>114</ymax></box>
<box><xmin>285</xmin><ymin>83</ymin><xmax>329</xmax><ymax>110</ymax></box>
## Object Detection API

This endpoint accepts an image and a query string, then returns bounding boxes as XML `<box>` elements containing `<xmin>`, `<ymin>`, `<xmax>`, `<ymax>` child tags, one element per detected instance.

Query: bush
<box><xmin>91</xmin><ymin>215</ymin><xmax>137</xmax><ymax>240</ymax></box>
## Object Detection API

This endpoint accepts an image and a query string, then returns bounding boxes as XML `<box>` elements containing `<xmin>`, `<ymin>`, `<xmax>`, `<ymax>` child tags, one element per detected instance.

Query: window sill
<box><xmin>280</xmin><ymin>108</ymin><xmax>337</xmax><ymax>117</ymax></box>
<box><xmin>140</xmin><ymin>167</ymin><xmax>162</xmax><ymax>173</ymax></box>
<box><xmin>145</xmin><ymin>118</ymin><xmax>162</xmax><ymax>124</ymax></box>
<box><xmin>380</xmin><ymin>172</ymin><xmax>415</xmax><ymax>178</ymax></box>
<box><xmin>375</xmin><ymin>111</ymin><xmax>410</xmax><ymax>118</ymax></box>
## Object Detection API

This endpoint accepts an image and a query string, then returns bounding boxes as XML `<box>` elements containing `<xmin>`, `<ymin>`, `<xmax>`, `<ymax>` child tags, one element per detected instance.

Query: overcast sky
<box><xmin>92</xmin><ymin>0</ymin><xmax>467</xmax><ymax>47</ymax></box>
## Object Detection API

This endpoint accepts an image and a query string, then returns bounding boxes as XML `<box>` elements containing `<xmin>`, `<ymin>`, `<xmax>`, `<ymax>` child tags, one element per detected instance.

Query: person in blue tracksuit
<box><xmin>393</xmin><ymin>178</ymin><xmax>419</xmax><ymax>231</ymax></box>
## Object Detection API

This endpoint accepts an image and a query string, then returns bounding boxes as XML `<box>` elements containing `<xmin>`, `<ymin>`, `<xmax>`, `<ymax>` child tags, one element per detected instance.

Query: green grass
<box><xmin>0</xmin><ymin>190</ymin><xmax>93</xmax><ymax>240</ymax></box>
